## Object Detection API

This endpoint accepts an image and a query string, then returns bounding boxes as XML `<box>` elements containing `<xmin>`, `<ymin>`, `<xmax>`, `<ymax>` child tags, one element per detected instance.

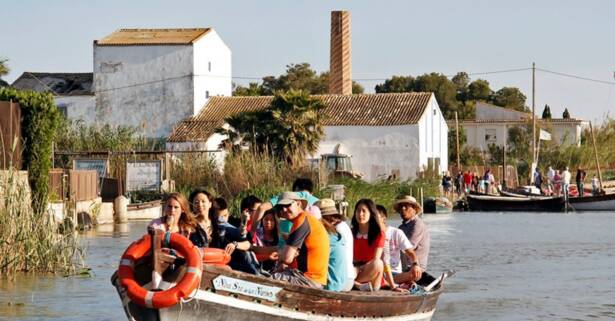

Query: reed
<box><xmin>0</xmin><ymin>167</ymin><xmax>82</xmax><ymax>277</ymax></box>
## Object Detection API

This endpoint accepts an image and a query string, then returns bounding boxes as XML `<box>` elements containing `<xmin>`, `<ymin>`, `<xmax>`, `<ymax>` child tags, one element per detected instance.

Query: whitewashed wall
<box><xmin>192</xmin><ymin>30</ymin><xmax>232</xmax><ymax>115</ymax></box>
<box><xmin>476</xmin><ymin>102</ymin><xmax>527</xmax><ymax>120</ymax></box>
<box><xmin>316</xmin><ymin>125</ymin><xmax>421</xmax><ymax>182</ymax></box>
<box><xmin>417</xmin><ymin>96</ymin><xmax>449</xmax><ymax>174</ymax></box>
<box><xmin>93</xmin><ymin>44</ymin><xmax>194</xmax><ymax>138</ymax></box>
<box><xmin>55</xmin><ymin>95</ymin><xmax>96</xmax><ymax>124</ymax></box>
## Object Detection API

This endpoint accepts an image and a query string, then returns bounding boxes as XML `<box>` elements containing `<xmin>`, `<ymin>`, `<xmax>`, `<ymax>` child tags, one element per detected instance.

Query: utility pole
<box><xmin>531</xmin><ymin>62</ymin><xmax>536</xmax><ymax>184</ymax></box>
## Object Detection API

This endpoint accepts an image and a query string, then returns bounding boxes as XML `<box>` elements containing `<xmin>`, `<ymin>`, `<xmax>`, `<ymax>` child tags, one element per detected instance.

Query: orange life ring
<box><xmin>118</xmin><ymin>233</ymin><xmax>202</xmax><ymax>309</ymax></box>
<box><xmin>202</xmin><ymin>248</ymin><xmax>231</xmax><ymax>266</ymax></box>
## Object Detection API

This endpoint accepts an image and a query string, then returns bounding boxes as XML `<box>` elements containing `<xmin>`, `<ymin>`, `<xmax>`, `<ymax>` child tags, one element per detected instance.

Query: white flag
<box><xmin>539</xmin><ymin>129</ymin><xmax>552</xmax><ymax>141</ymax></box>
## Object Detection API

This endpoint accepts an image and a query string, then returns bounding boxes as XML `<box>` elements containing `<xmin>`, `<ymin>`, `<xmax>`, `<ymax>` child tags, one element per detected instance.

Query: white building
<box><xmin>11</xmin><ymin>72</ymin><xmax>96</xmax><ymax>123</ymax></box>
<box><xmin>93</xmin><ymin>28</ymin><xmax>232</xmax><ymax>137</ymax></box>
<box><xmin>168</xmin><ymin>92</ymin><xmax>449</xmax><ymax>182</ymax></box>
<box><xmin>449</xmin><ymin>101</ymin><xmax>588</xmax><ymax>151</ymax></box>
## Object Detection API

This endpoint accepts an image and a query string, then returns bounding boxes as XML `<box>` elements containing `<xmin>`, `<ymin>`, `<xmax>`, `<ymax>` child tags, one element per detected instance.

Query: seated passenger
<box><xmin>148</xmin><ymin>192</ymin><xmax>196</xmax><ymax>237</ymax></box>
<box><xmin>213</xmin><ymin>197</ymin><xmax>230</xmax><ymax>223</ymax></box>
<box><xmin>317</xmin><ymin>199</ymin><xmax>350</xmax><ymax>292</ymax></box>
<box><xmin>271</xmin><ymin>192</ymin><xmax>329</xmax><ymax>289</ymax></box>
<box><xmin>187</xmin><ymin>188</ymin><xmax>214</xmax><ymax>247</ymax></box>
<box><xmin>228</xmin><ymin>195</ymin><xmax>262</xmax><ymax>238</ymax></box>
<box><xmin>375</xmin><ymin>205</ymin><xmax>422</xmax><ymax>290</ymax></box>
<box><xmin>253</xmin><ymin>209</ymin><xmax>280</xmax><ymax>272</ymax></box>
<box><xmin>351</xmin><ymin>199</ymin><xmax>385</xmax><ymax>291</ymax></box>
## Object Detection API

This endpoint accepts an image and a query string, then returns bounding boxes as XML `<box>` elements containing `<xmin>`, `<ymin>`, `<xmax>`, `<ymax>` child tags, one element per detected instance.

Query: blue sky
<box><xmin>1</xmin><ymin>0</ymin><xmax>614</xmax><ymax>123</ymax></box>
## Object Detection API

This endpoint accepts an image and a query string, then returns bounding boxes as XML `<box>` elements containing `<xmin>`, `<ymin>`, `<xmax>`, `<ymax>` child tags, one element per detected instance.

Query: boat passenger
<box><xmin>209</xmin><ymin>199</ymin><xmax>260</xmax><ymax>274</ymax></box>
<box><xmin>253</xmin><ymin>209</ymin><xmax>280</xmax><ymax>272</ymax></box>
<box><xmin>187</xmin><ymin>188</ymin><xmax>214</xmax><ymax>247</ymax></box>
<box><xmin>562</xmin><ymin>167</ymin><xmax>572</xmax><ymax>200</ymax></box>
<box><xmin>395</xmin><ymin>196</ymin><xmax>430</xmax><ymax>272</ymax></box>
<box><xmin>351</xmin><ymin>199</ymin><xmax>385</xmax><ymax>291</ymax></box>
<box><xmin>229</xmin><ymin>195</ymin><xmax>262</xmax><ymax>238</ymax></box>
<box><xmin>271</xmin><ymin>192</ymin><xmax>329</xmax><ymax>289</ymax></box>
<box><xmin>319</xmin><ymin>198</ymin><xmax>355</xmax><ymax>291</ymax></box>
<box><xmin>317</xmin><ymin>198</ymin><xmax>351</xmax><ymax>292</ymax></box>
<box><xmin>376</xmin><ymin>205</ymin><xmax>422</xmax><ymax>289</ymax></box>
<box><xmin>213</xmin><ymin>197</ymin><xmax>230</xmax><ymax>223</ymax></box>
<box><xmin>148</xmin><ymin>193</ymin><xmax>197</xmax><ymax>237</ymax></box>
<box><xmin>250</xmin><ymin>178</ymin><xmax>321</xmax><ymax>238</ymax></box>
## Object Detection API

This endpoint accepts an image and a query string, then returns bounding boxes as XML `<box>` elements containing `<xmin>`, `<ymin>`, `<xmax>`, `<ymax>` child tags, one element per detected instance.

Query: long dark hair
<box><xmin>351</xmin><ymin>198</ymin><xmax>383</xmax><ymax>246</ymax></box>
<box><xmin>259</xmin><ymin>209</ymin><xmax>280</xmax><ymax>245</ymax></box>
<box><xmin>188</xmin><ymin>187</ymin><xmax>213</xmax><ymax>223</ymax></box>
<box><xmin>208</xmin><ymin>198</ymin><xmax>225</xmax><ymax>247</ymax></box>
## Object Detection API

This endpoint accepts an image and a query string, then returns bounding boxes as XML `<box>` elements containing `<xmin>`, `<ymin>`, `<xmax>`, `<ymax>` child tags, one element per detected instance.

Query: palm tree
<box><xmin>0</xmin><ymin>58</ymin><xmax>9</xmax><ymax>87</ymax></box>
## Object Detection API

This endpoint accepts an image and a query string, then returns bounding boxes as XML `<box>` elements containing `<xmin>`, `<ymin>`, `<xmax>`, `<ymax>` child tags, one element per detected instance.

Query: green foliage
<box><xmin>448</xmin><ymin>125</ymin><xmax>467</xmax><ymax>164</ymax></box>
<box><xmin>541</xmin><ymin>104</ymin><xmax>552</xmax><ymax>119</ymax></box>
<box><xmin>491</xmin><ymin>87</ymin><xmax>527</xmax><ymax>112</ymax></box>
<box><xmin>233</xmin><ymin>63</ymin><xmax>364</xmax><ymax>96</ymax></box>
<box><xmin>0</xmin><ymin>87</ymin><xmax>61</xmax><ymax>211</ymax></box>
<box><xmin>375</xmin><ymin>75</ymin><xmax>415</xmax><ymax>93</ymax></box>
<box><xmin>0</xmin><ymin>57</ymin><xmax>9</xmax><ymax>77</ymax></box>
<box><xmin>562</xmin><ymin>108</ymin><xmax>571</xmax><ymax>119</ymax></box>
<box><xmin>217</xmin><ymin>90</ymin><xmax>326</xmax><ymax>165</ymax></box>
<box><xmin>414</xmin><ymin>73</ymin><xmax>458</xmax><ymax>118</ymax></box>
<box><xmin>55</xmin><ymin>119</ymin><xmax>138</xmax><ymax>152</ymax></box>
<box><xmin>467</xmin><ymin>79</ymin><xmax>492</xmax><ymax>101</ymax></box>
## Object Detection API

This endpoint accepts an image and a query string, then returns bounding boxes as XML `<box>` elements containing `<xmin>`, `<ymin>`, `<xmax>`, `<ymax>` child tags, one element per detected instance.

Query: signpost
<box><xmin>126</xmin><ymin>160</ymin><xmax>162</xmax><ymax>192</ymax></box>
<box><xmin>73</xmin><ymin>158</ymin><xmax>108</xmax><ymax>180</ymax></box>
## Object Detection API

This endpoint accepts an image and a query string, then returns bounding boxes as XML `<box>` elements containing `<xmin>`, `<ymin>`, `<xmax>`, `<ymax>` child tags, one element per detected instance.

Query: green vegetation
<box><xmin>0</xmin><ymin>87</ymin><xmax>61</xmax><ymax>212</ymax></box>
<box><xmin>233</xmin><ymin>63</ymin><xmax>364</xmax><ymax>96</ymax></box>
<box><xmin>0</xmin><ymin>168</ymin><xmax>82</xmax><ymax>276</ymax></box>
<box><xmin>541</xmin><ymin>104</ymin><xmax>552</xmax><ymax>119</ymax></box>
<box><xmin>0</xmin><ymin>57</ymin><xmax>9</xmax><ymax>87</ymax></box>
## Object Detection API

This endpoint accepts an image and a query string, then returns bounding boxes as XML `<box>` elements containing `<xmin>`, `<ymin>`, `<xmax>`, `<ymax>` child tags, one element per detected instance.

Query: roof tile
<box><xmin>96</xmin><ymin>28</ymin><xmax>211</xmax><ymax>46</ymax></box>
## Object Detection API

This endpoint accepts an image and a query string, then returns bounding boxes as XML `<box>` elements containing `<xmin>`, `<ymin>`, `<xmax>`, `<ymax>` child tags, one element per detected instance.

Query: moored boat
<box><xmin>466</xmin><ymin>194</ymin><xmax>565</xmax><ymax>212</ymax></box>
<box><xmin>568</xmin><ymin>193</ymin><xmax>615</xmax><ymax>211</ymax></box>
<box><xmin>112</xmin><ymin>233</ymin><xmax>447</xmax><ymax>321</ymax></box>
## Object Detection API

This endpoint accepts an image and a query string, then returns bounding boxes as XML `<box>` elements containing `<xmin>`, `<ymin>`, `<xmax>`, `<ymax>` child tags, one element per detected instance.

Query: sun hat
<box><xmin>393</xmin><ymin>195</ymin><xmax>422</xmax><ymax>213</ymax></box>
<box><xmin>316</xmin><ymin>198</ymin><xmax>340</xmax><ymax>216</ymax></box>
<box><xmin>277</xmin><ymin>191</ymin><xmax>304</xmax><ymax>206</ymax></box>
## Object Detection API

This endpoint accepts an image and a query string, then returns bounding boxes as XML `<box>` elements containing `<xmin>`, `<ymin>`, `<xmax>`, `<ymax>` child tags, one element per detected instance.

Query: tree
<box><xmin>375</xmin><ymin>75</ymin><xmax>414</xmax><ymax>93</ymax></box>
<box><xmin>414</xmin><ymin>73</ymin><xmax>458</xmax><ymax>118</ymax></box>
<box><xmin>0</xmin><ymin>57</ymin><xmax>9</xmax><ymax>87</ymax></box>
<box><xmin>491</xmin><ymin>87</ymin><xmax>527</xmax><ymax>112</ymax></box>
<box><xmin>562</xmin><ymin>108</ymin><xmax>571</xmax><ymax>119</ymax></box>
<box><xmin>451</xmin><ymin>72</ymin><xmax>470</xmax><ymax>102</ymax></box>
<box><xmin>233</xmin><ymin>63</ymin><xmax>364</xmax><ymax>96</ymax></box>
<box><xmin>541</xmin><ymin>104</ymin><xmax>552</xmax><ymax>119</ymax></box>
<box><xmin>448</xmin><ymin>125</ymin><xmax>467</xmax><ymax>166</ymax></box>
<box><xmin>467</xmin><ymin>79</ymin><xmax>492</xmax><ymax>101</ymax></box>
<box><xmin>217</xmin><ymin>90</ymin><xmax>326</xmax><ymax>164</ymax></box>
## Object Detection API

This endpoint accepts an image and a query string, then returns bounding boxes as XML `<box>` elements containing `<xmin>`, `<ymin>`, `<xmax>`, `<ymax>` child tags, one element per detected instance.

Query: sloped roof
<box><xmin>95</xmin><ymin>28</ymin><xmax>211</xmax><ymax>46</ymax></box>
<box><xmin>168</xmin><ymin>92</ymin><xmax>433</xmax><ymax>142</ymax></box>
<box><xmin>11</xmin><ymin>72</ymin><xmax>93</xmax><ymax>96</ymax></box>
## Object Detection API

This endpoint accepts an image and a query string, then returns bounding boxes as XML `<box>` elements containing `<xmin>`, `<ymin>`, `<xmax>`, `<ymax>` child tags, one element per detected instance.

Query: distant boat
<box><xmin>423</xmin><ymin>197</ymin><xmax>454</xmax><ymax>214</ymax></box>
<box><xmin>568</xmin><ymin>193</ymin><xmax>615</xmax><ymax>211</ymax></box>
<box><xmin>466</xmin><ymin>194</ymin><xmax>565</xmax><ymax>212</ymax></box>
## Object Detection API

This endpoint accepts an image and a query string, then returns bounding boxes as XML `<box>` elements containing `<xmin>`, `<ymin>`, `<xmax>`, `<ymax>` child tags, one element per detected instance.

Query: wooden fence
<box><xmin>49</xmin><ymin>169</ymin><xmax>99</xmax><ymax>202</ymax></box>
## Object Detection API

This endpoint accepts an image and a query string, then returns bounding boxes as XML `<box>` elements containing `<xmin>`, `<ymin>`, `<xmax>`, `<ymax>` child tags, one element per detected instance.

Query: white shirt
<box><xmin>547</xmin><ymin>168</ymin><xmax>555</xmax><ymax>182</ymax></box>
<box><xmin>335</xmin><ymin>221</ymin><xmax>356</xmax><ymax>279</ymax></box>
<box><xmin>563</xmin><ymin>170</ymin><xmax>572</xmax><ymax>184</ymax></box>
<box><xmin>383</xmin><ymin>226</ymin><xmax>414</xmax><ymax>273</ymax></box>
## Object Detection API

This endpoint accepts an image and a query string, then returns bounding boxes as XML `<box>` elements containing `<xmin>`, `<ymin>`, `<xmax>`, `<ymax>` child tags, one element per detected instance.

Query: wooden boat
<box><xmin>423</xmin><ymin>197</ymin><xmax>453</xmax><ymax>214</ymax></box>
<box><xmin>111</xmin><ymin>233</ymin><xmax>447</xmax><ymax>321</ymax></box>
<box><xmin>466</xmin><ymin>193</ymin><xmax>565</xmax><ymax>212</ymax></box>
<box><xmin>568</xmin><ymin>193</ymin><xmax>615</xmax><ymax>211</ymax></box>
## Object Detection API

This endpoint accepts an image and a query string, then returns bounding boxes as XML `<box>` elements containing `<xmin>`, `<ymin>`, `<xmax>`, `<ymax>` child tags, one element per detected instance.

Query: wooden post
<box><xmin>455</xmin><ymin>112</ymin><xmax>460</xmax><ymax>171</ymax></box>
<box><xmin>502</xmin><ymin>143</ymin><xmax>507</xmax><ymax>188</ymax></box>
<box><xmin>589</xmin><ymin>122</ymin><xmax>604</xmax><ymax>192</ymax></box>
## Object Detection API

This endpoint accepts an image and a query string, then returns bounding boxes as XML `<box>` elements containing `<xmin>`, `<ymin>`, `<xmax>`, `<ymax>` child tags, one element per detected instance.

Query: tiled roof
<box><xmin>95</xmin><ymin>28</ymin><xmax>211</xmax><ymax>46</ymax></box>
<box><xmin>11</xmin><ymin>72</ymin><xmax>93</xmax><ymax>96</ymax></box>
<box><xmin>168</xmin><ymin>92</ymin><xmax>433</xmax><ymax>142</ymax></box>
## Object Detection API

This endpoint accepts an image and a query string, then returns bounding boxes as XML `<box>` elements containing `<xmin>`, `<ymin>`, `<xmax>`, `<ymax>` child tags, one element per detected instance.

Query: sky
<box><xmin>1</xmin><ymin>0</ymin><xmax>614</xmax><ymax>124</ymax></box>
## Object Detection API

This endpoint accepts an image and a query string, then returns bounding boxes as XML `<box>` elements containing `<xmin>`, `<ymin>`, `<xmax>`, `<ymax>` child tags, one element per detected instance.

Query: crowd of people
<box><xmin>147</xmin><ymin>178</ymin><xmax>431</xmax><ymax>292</ymax></box>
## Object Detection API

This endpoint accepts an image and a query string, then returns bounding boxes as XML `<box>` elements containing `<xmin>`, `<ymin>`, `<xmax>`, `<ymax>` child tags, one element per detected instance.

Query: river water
<box><xmin>1</xmin><ymin>212</ymin><xmax>614</xmax><ymax>321</ymax></box>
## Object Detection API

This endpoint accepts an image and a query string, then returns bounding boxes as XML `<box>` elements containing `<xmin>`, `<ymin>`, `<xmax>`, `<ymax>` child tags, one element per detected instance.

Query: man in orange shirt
<box><xmin>272</xmin><ymin>192</ymin><xmax>329</xmax><ymax>288</ymax></box>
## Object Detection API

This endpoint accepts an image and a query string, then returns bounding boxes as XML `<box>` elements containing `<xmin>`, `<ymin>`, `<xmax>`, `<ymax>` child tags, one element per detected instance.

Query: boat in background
<box><xmin>568</xmin><ymin>193</ymin><xmax>615</xmax><ymax>211</ymax></box>
<box><xmin>423</xmin><ymin>197</ymin><xmax>453</xmax><ymax>214</ymax></box>
<box><xmin>466</xmin><ymin>193</ymin><xmax>565</xmax><ymax>212</ymax></box>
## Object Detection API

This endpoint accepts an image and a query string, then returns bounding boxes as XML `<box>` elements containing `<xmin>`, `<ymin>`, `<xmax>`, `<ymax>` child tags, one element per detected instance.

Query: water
<box><xmin>1</xmin><ymin>212</ymin><xmax>614</xmax><ymax>321</ymax></box>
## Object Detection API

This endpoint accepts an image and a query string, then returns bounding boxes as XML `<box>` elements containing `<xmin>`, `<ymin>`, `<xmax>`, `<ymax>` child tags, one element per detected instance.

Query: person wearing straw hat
<box><xmin>271</xmin><ymin>192</ymin><xmax>329</xmax><ymax>289</ymax></box>
<box><xmin>394</xmin><ymin>195</ymin><xmax>430</xmax><ymax>271</ymax></box>
<box><xmin>318</xmin><ymin>198</ymin><xmax>355</xmax><ymax>291</ymax></box>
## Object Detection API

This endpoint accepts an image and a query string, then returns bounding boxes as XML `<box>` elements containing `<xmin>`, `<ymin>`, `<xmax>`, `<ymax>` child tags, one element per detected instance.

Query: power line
<box><xmin>536</xmin><ymin>68</ymin><xmax>615</xmax><ymax>85</ymax></box>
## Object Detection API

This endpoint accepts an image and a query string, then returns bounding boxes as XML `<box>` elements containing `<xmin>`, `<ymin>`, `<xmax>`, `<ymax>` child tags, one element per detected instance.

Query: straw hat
<box><xmin>316</xmin><ymin>198</ymin><xmax>340</xmax><ymax>216</ymax></box>
<box><xmin>393</xmin><ymin>195</ymin><xmax>422</xmax><ymax>213</ymax></box>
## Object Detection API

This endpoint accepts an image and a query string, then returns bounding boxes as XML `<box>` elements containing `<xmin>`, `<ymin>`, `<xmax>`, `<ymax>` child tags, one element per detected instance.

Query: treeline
<box><xmin>233</xmin><ymin>64</ymin><xmax>527</xmax><ymax>120</ymax></box>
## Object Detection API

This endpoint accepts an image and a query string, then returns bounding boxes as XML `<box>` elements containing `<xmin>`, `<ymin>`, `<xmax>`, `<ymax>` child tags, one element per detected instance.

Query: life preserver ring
<box><xmin>118</xmin><ymin>233</ymin><xmax>202</xmax><ymax>309</ymax></box>
<box><xmin>202</xmin><ymin>248</ymin><xmax>231</xmax><ymax>266</ymax></box>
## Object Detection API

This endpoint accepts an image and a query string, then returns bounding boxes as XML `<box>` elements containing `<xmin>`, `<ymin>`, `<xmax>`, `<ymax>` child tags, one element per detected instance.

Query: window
<box><xmin>433</xmin><ymin>109</ymin><xmax>437</xmax><ymax>116</ymax></box>
<box><xmin>208</xmin><ymin>61</ymin><xmax>211</xmax><ymax>72</ymax></box>
<box><xmin>205</xmin><ymin>90</ymin><xmax>210</xmax><ymax>99</ymax></box>
<box><xmin>485</xmin><ymin>128</ymin><xmax>497</xmax><ymax>143</ymax></box>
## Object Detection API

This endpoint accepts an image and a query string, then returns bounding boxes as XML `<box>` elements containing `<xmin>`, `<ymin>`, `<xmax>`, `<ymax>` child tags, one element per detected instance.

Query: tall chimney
<box><xmin>329</xmin><ymin>11</ymin><xmax>352</xmax><ymax>95</ymax></box>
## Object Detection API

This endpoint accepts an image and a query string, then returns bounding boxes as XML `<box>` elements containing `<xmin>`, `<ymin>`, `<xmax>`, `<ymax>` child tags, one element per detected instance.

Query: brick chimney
<box><xmin>329</xmin><ymin>11</ymin><xmax>352</xmax><ymax>95</ymax></box>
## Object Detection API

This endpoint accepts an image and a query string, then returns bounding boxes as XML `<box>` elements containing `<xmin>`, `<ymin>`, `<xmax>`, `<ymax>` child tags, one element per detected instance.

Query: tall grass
<box><xmin>0</xmin><ymin>168</ymin><xmax>82</xmax><ymax>277</ymax></box>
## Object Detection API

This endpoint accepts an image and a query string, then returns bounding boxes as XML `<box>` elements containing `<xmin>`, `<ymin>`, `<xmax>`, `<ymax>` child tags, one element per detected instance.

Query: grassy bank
<box><xmin>0</xmin><ymin>168</ymin><xmax>82</xmax><ymax>277</ymax></box>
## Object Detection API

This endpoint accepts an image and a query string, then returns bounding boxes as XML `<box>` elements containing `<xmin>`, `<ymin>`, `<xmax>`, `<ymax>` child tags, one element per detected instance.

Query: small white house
<box><xmin>168</xmin><ymin>92</ymin><xmax>449</xmax><ymax>181</ymax></box>
<box><xmin>11</xmin><ymin>72</ymin><xmax>96</xmax><ymax>123</ymax></box>
<box><xmin>449</xmin><ymin>101</ymin><xmax>588</xmax><ymax>150</ymax></box>
<box><xmin>93</xmin><ymin>28</ymin><xmax>232</xmax><ymax>137</ymax></box>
